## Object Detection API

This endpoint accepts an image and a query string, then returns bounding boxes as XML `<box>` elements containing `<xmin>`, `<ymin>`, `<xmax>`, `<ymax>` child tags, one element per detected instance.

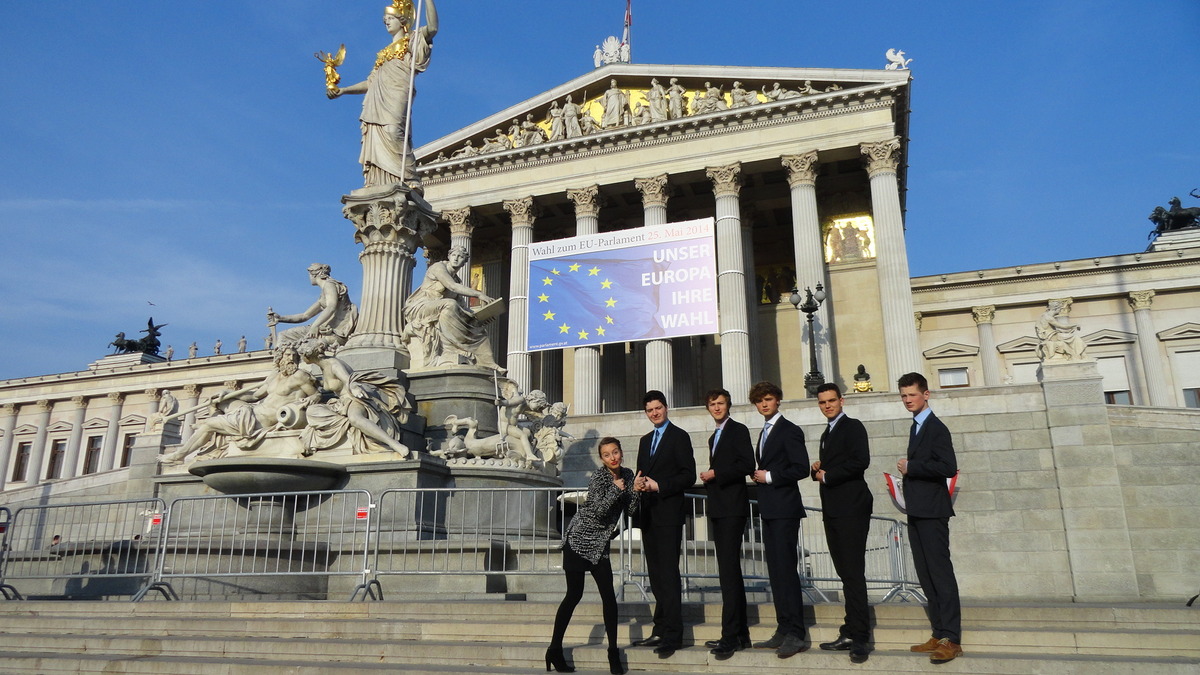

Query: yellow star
<box><xmin>551</xmin><ymin>268</ymin><xmax>561</xmax><ymax>275</ymax></box>
<box><xmin>605</xmin><ymin>297</ymin><xmax>617</xmax><ymax>308</ymax></box>
<box><xmin>568</xmin><ymin>263</ymin><xmax>581</xmax><ymax>272</ymax></box>
<box><xmin>558</xmin><ymin>323</ymin><xmax>570</xmax><ymax>334</ymax></box>
<box><xmin>577</xmin><ymin>329</ymin><xmax>590</xmax><ymax>340</ymax></box>
<box><xmin>542</xmin><ymin>277</ymin><xmax>554</xmax><ymax>286</ymax></box>
<box><xmin>588</xmin><ymin>266</ymin><xmax>601</xmax><ymax>276</ymax></box>
<box><xmin>595</xmin><ymin>326</ymin><xmax>606</xmax><ymax>337</ymax></box>
<box><xmin>605</xmin><ymin>315</ymin><xmax>614</xmax><ymax>324</ymax></box>
<box><xmin>600</xmin><ymin>279</ymin><xmax>613</xmax><ymax>289</ymax></box>
<box><xmin>542</xmin><ymin>310</ymin><xmax>555</xmax><ymax>320</ymax></box>
<box><xmin>537</xmin><ymin>293</ymin><xmax>549</xmax><ymax>302</ymax></box>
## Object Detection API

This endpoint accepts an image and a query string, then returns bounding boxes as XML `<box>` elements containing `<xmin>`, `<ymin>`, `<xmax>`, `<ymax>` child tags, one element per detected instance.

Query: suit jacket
<box><xmin>704</xmin><ymin>418</ymin><xmax>755</xmax><ymax>519</ymax></box>
<box><xmin>813</xmin><ymin>415</ymin><xmax>874</xmax><ymax>518</ymax></box>
<box><xmin>634</xmin><ymin>421</ymin><xmax>697</xmax><ymax>528</ymax></box>
<box><xmin>753</xmin><ymin>415</ymin><xmax>809</xmax><ymax>520</ymax></box>
<box><xmin>902</xmin><ymin>412</ymin><xmax>957</xmax><ymax>519</ymax></box>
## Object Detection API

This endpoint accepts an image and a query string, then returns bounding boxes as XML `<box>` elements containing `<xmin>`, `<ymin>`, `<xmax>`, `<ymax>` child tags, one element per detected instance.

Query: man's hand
<box><xmin>699</xmin><ymin>469</ymin><xmax>715</xmax><ymax>482</ymax></box>
<box><xmin>752</xmin><ymin>469</ymin><xmax>768</xmax><ymax>484</ymax></box>
<box><xmin>897</xmin><ymin>458</ymin><xmax>909</xmax><ymax>475</ymax></box>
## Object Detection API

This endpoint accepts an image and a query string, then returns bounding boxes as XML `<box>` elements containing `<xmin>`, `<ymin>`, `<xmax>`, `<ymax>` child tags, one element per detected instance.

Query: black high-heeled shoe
<box><xmin>608</xmin><ymin>646</ymin><xmax>625</xmax><ymax>674</ymax></box>
<box><xmin>545</xmin><ymin>646</ymin><xmax>575</xmax><ymax>673</ymax></box>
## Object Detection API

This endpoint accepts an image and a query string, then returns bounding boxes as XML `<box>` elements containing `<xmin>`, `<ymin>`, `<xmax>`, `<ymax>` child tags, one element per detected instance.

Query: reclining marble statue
<box><xmin>401</xmin><ymin>245</ymin><xmax>505</xmax><ymax>371</ymax></box>
<box><xmin>324</xmin><ymin>0</ymin><xmax>438</xmax><ymax>188</ymax></box>
<box><xmin>267</xmin><ymin>263</ymin><xmax>358</xmax><ymax>348</ymax></box>
<box><xmin>158</xmin><ymin>346</ymin><xmax>321</xmax><ymax>464</ymax></box>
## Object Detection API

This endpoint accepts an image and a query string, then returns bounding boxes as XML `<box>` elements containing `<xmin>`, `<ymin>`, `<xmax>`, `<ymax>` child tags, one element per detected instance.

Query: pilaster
<box><xmin>1127</xmin><ymin>290</ymin><xmax>1171</xmax><ymax>406</ymax></box>
<box><xmin>0</xmin><ymin>404</ymin><xmax>16</xmax><ymax>491</ymax></box>
<box><xmin>706</xmin><ymin>163</ymin><xmax>751</xmax><ymax>404</ymax></box>
<box><xmin>25</xmin><ymin>400</ymin><xmax>53</xmax><ymax>486</ymax></box>
<box><xmin>100</xmin><ymin>392</ymin><xmax>124</xmax><ymax>472</ymax></box>
<box><xmin>63</xmin><ymin>396</ymin><xmax>87</xmax><ymax>479</ymax></box>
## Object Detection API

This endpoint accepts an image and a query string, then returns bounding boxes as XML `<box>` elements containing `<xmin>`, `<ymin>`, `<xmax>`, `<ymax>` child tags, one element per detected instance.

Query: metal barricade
<box><xmin>153</xmin><ymin>489</ymin><xmax>373</xmax><ymax>601</ymax></box>
<box><xmin>367</xmin><ymin>486</ymin><xmax>570</xmax><ymax>599</ymax></box>
<box><xmin>620</xmin><ymin>494</ymin><xmax>924</xmax><ymax>605</ymax></box>
<box><xmin>0</xmin><ymin>498</ymin><xmax>167</xmax><ymax>601</ymax></box>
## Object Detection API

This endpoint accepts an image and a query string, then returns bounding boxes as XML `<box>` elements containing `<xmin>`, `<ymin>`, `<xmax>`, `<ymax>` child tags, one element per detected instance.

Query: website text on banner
<box><xmin>526</xmin><ymin>218</ymin><xmax>718</xmax><ymax>352</ymax></box>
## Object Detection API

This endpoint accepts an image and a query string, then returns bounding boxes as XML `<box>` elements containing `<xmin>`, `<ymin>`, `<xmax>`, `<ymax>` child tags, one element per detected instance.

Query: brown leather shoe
<box><xmin>910</xmin><ymin>636</ymin><xmax>940</xmax><ymax>652</ymax></box>
<box><xmin>929</xmin><ymin>638</ymin><xmax>963</xmax><ymax>664</ymax></box>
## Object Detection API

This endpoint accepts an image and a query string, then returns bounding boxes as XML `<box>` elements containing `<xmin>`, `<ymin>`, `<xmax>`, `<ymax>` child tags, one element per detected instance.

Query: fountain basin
<box><xmin>189</xmin><ymin>457</ymin><xmax>348</xmax><ymax>494</ymax></box>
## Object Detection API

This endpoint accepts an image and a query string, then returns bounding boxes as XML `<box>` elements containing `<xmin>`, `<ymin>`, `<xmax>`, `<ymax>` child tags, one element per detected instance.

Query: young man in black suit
<box><xmin>812</xmin><ymin>383</ymin><xmax>873</xmax><ymax>663</ymax></box>
<box><xmin>895</xmin><ymin>372</ymin><xmax>962</xmax><ymax>664</ymax></box>
<box><xmin>748</xmin><ymin>381</ymin><xmax>810</xmax><ymax>658</ymax></box>
<box><xmin>631</xmin><ymin>390</ymin><xmax>696</xmax><ymax>657</ymax></box>
<box><xmin>698</xmin><ymin>388</ymin><xmax>755</xmax><ymax>659</ymax></box>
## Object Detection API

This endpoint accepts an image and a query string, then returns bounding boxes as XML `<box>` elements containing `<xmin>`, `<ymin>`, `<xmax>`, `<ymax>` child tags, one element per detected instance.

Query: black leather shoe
<box><xmin>820</xmin><ymin>635</ymin><xmax>854</xmax><ymax>651</ymax></box>
<box><xmin>654</xmin><ymin>643</ymin><xmax>680</xmax><ymax>658</ymax></box>
<box><xmin>849</xmin><ymin>641</ymin><xmax>869</xmax><ymax>663</ymax></box>
<box><xmin>703</xmin><ymin>639</ymin><xmax>723</xmax><ymax>648</ymax></box>
<box><xmin>776</xmin><ymin>634</ymin><xmax>809</xmax><ymax>658</ymax></box>
<box><xmin>631</xmin><ymin>635</ymin><xmax>663</xmax><ymax>648</ymax></box>
<box><xmin>754</xmin><ymin>632</ymin><xmax>784</xmax><ymax>649</ymax></box>
<box><xmin>709</xmin><ymin>640</ymin><xmax>744</xmax><ymax>660</ymax></box>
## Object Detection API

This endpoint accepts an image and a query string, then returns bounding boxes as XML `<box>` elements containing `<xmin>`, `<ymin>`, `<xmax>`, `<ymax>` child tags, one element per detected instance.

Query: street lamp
<box><xmin>789</xmin><ymin>283</ymin><xmax>826</xmax><ymax>397</ymax></box>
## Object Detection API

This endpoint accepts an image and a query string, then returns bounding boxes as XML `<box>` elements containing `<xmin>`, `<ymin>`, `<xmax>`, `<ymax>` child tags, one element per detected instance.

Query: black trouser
<box><xmin>551</xmin><ymin>548</ymin><xmax>619</xmax><ymax>649</ymax></box>
<box><xmin>908</xmin><ymin>516</ymin><xmax>961</xmax><ymax>643</ymax></box>
<box><xmin>824</xmin><ymin>514</ymin><xmax>871</xmax><ymax>642</ymax></box>
<box><xmin>710</xmin><ymin>516</ymin><xmax>749</xmax><ymax>641</ymax></box>
<box><xmin>762</xmin><ymin>517</ymin><xmax>806</xmax><ymax>638</ymax></box>
<box><xmin>642</xmin><ymin>522</ymin><xmax>683</xmax><ymax>645</ymax></box>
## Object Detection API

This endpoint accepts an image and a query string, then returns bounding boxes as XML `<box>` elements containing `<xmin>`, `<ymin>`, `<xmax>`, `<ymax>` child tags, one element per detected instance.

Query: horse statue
<box><xmin>1148</xmin><ymin>192</ymin><xmax>1200</xmax><ymax>239</ymax></box>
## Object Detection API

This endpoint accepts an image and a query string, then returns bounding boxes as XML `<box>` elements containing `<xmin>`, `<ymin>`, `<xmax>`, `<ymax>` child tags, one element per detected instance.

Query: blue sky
<box><xmin>1</xmin><ymin>1</ymin><xmax>1196</xmax><ymax>379</ymax></box>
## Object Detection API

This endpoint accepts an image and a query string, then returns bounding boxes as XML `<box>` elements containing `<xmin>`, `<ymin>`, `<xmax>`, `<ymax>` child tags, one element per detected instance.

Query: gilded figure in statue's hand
<box><xmin>326</xmin><ymin>0</ymin><xmax>438</xmax><ymax>187</ymax></box>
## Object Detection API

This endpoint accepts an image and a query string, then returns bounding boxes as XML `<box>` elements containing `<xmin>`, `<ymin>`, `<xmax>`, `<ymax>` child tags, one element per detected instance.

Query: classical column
<box><xmin>0</xmin><ymin>404</ymin><xmax>16</xmax><ymax>491</ymax></box>
<box><xmin>180</xmin><ymin>383</ymin><xmax>200</xmax><ymax>444</ymax></box>
<box><xmin>1128</xmin><ymin>291</ymin><xmax>1171</xmax><ymax>406</ymax></box>
<box><xmin>740</xmin><ymin>213</ymin><xmax>762</xmax><ymax>384</ymax></box>
<box><xmin>972</xmin><ymin>305</ymin><xmax>1001</xmax><ymax>386</ymax></box>
<box><xmin>342</xmin><ymin>185</ymin><xmax>438</xmax><ymax>354</ymax></box>
<box><xmin>706</xmin><ymin>163</ymin><xmax>753</xmax><ymax>404</ymax></box>
<box><xmin>504</xmin><ymin>196</ymin><xmax>538</xmax><ymax>391</ymax></box>
<box><xmin>567</xmin><ymin>185</ymin><xmax>604</xmax><ymax>414</ymax></box>
<box><xmin>782</xmin><ymin>151</ymin><xmax>834</xmax><ymax>381</ymax></box>
<box><xmin>443</xmin><ymin>206</ymin><xmax>477</xmax><ymax>284</ymax></box>
<box><xmin>635</xmin><ymin>175</ymin><xmax>675</xmax><ymax>402</ymax></box>
<box><xmin>24</xmin><ymin>400</ymin><xmax>52</xmax><ymax>485</ymax></box>
<box><xmin>100</xmin><ymin>392</ymin><xmax>124</xmax><ymax>472</ymax></box>
<box><xmin>63</xmin><ymin>396</ymin><xmax>87</xmax><ymax>479</ymax></box>
<box><xmin>861</xmin><ymin>138</ymin><xmax>922</xmax><ymax>384</ymax></box>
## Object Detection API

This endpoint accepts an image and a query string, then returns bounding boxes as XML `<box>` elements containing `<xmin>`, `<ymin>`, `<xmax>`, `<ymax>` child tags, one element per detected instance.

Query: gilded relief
<box><xmin>824</xmin><ymin>216</ymin><xmax>876</xmax><ymax>263</ymax></box>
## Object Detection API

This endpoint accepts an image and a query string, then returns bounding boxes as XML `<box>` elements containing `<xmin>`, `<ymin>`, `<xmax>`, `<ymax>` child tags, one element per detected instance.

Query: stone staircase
<box><xmin>0</xmin><ymin>599</ymin><xmax>1195</xmax><ymax>674</ymax></box>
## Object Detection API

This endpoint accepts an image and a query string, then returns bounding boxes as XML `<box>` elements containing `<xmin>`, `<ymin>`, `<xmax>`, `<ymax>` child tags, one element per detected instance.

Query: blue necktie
<box><xmin>757</xmin><ymin>422</ymin><xmax>772</xmax><ymax>461</ymax></box>
<box><xmin>651</xmin><ymin>427</ymin><xmax>663</xmax><ymax>456</ymax></box>
<box><xmin>711</xmin><ymin>427</ymin><xmax>722</xmax><ymax>457</ymax></box>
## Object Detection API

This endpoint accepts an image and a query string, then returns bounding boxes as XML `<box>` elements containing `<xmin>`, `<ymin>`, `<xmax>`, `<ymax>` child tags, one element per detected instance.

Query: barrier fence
<box><xmin>0</xmin><ymin>487</ymin><xmax>921</xmax><ymax>603</ymax></box>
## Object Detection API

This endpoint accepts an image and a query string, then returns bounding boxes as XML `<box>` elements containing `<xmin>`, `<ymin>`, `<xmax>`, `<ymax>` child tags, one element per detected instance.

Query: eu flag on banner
<box><xmin>527</xmin><ymin>219</ymin><xmax>719</xmax><ymax>352</ymax></box>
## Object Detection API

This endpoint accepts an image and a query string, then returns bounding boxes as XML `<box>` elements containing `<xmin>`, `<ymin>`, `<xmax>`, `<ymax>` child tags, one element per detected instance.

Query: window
<box><xmin>11</xmin><ymin>442</ymin><xmax>31</xmax><ymax>482</ymax></box>
<box><xmin>1104</xmin><ymin>391</ymin><xmax>1133</xmax><ymax>405</ymax></box>
<box><xmin>1184</xmin><ymin>388</ymin><xmax>1200</xmax><ymax>409</ymax></box>
<box><xmin>83</xmin><ymin>435</ymin><xmax>103</xmax><ymax>474</ymax></box>
<box><xmin>46</xmin><ymin>439</ymin><xmax>67</xmax><ymax>479</ymax></box>
<box><xmin>938</xmin><ymin>367</ymin><xmax>969</xmax><ymax>388</ymax></box>
<box><xmin>119</xmin><ymin>433</ymin><xmax>137</xmax><ymax>468</ymax></box>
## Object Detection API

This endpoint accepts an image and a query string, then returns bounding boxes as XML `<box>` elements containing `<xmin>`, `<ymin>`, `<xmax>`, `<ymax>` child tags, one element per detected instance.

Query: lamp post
<box><xmin>790</xmin><ymin>283</ymin><xmax>826</xmax><ymax>397</ymax></box>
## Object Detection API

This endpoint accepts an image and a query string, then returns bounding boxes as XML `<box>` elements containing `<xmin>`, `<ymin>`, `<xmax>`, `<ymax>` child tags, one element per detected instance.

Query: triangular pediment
<box><xmin>416</xmin><ymin>63</ymin><xmax>910</xmax><ymax>169</ymax></box>
<box><xmin>1158</xmin><ymin>322</ymin><xmax>1200</xmax><ymax>341</ymax></box>
<box><xmin>923</xmin><ymin>342</ymin><xmax>979</xmax><ymax>359</ymax></box>
<box><xmin>1083</xmin><ymin>329</ymin><xmax>1136</xmax><ymax>346</ymax></box>
<box><xmin>997</xmin><ymin>336</ymin><xmax>1041</xmax><ymax>354</ymax></box>
<box><xmin>118</xmin><ymin>414</ymin><xmax>146</xmax><ymax>427</ymax></box>
<box><xmin>45</xmin><ymin>420</ymin><xmax>74</xmax><ymax>433</ymax></box>
<box><xmin>12</xmin><ymin>424</ymin><xmax>38</xmax><ymax>436</ymax></box>
<box><xmin>83</xmin><ymin>417</ymin><xmax>109</xmax><ymax>430</ymax></box>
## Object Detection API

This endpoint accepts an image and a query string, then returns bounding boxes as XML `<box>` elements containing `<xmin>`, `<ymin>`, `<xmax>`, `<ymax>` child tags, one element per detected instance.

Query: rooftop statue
<box><xmin>401</xmin><ymin>246</ymin><xmax>506</xmax><ymax>372</ymax></box>
<box><xmin>762</xmin><ymin>82</ymin><xmax>802</xmax><ymax>101</ymax></box>
<box><xmin>1035</xmin><ymin>299</ymin><xmax>1087</xmax><ymax>363</ymax></box>
<box><xmin>1148</xmin><ymin>191</ymin><xmax>1200</xmax><ymax>238</ymax></box>
<box><xmin>885</xmin><ymin>48</ymin><xmax>912</xmax><ymax>70</ymax></box>
<box><xmin>158</xmin><ymin>346</ymin><xmax>321</xmax><ymax>464</ymax></box>
<box><xmin>108</xmin><ymin>317</ymin><xmax>167</xmax><ymax>356</ymax></box>
<box><xmin>325</xmin><ymin>0</ymin><xmax>439</xmax><ymax>188</ymax></box>
<box><xmin>267</xmin><ymin>263</ymin><xmax>358</xmax><ymax>349</ymax></box>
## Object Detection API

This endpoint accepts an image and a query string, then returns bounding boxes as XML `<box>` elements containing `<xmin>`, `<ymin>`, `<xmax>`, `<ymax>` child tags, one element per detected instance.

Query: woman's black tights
<box><xmin>550</xmin><ymin>558</ymin><xmax>619</xmax><ymax>648</ymax></box>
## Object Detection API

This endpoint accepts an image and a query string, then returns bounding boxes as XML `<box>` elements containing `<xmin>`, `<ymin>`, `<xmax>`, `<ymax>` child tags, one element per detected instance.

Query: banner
<box><xmin>527</xmin><ymin>218</ymin><xmax>718</xmax><ymax>352</ymax></box>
